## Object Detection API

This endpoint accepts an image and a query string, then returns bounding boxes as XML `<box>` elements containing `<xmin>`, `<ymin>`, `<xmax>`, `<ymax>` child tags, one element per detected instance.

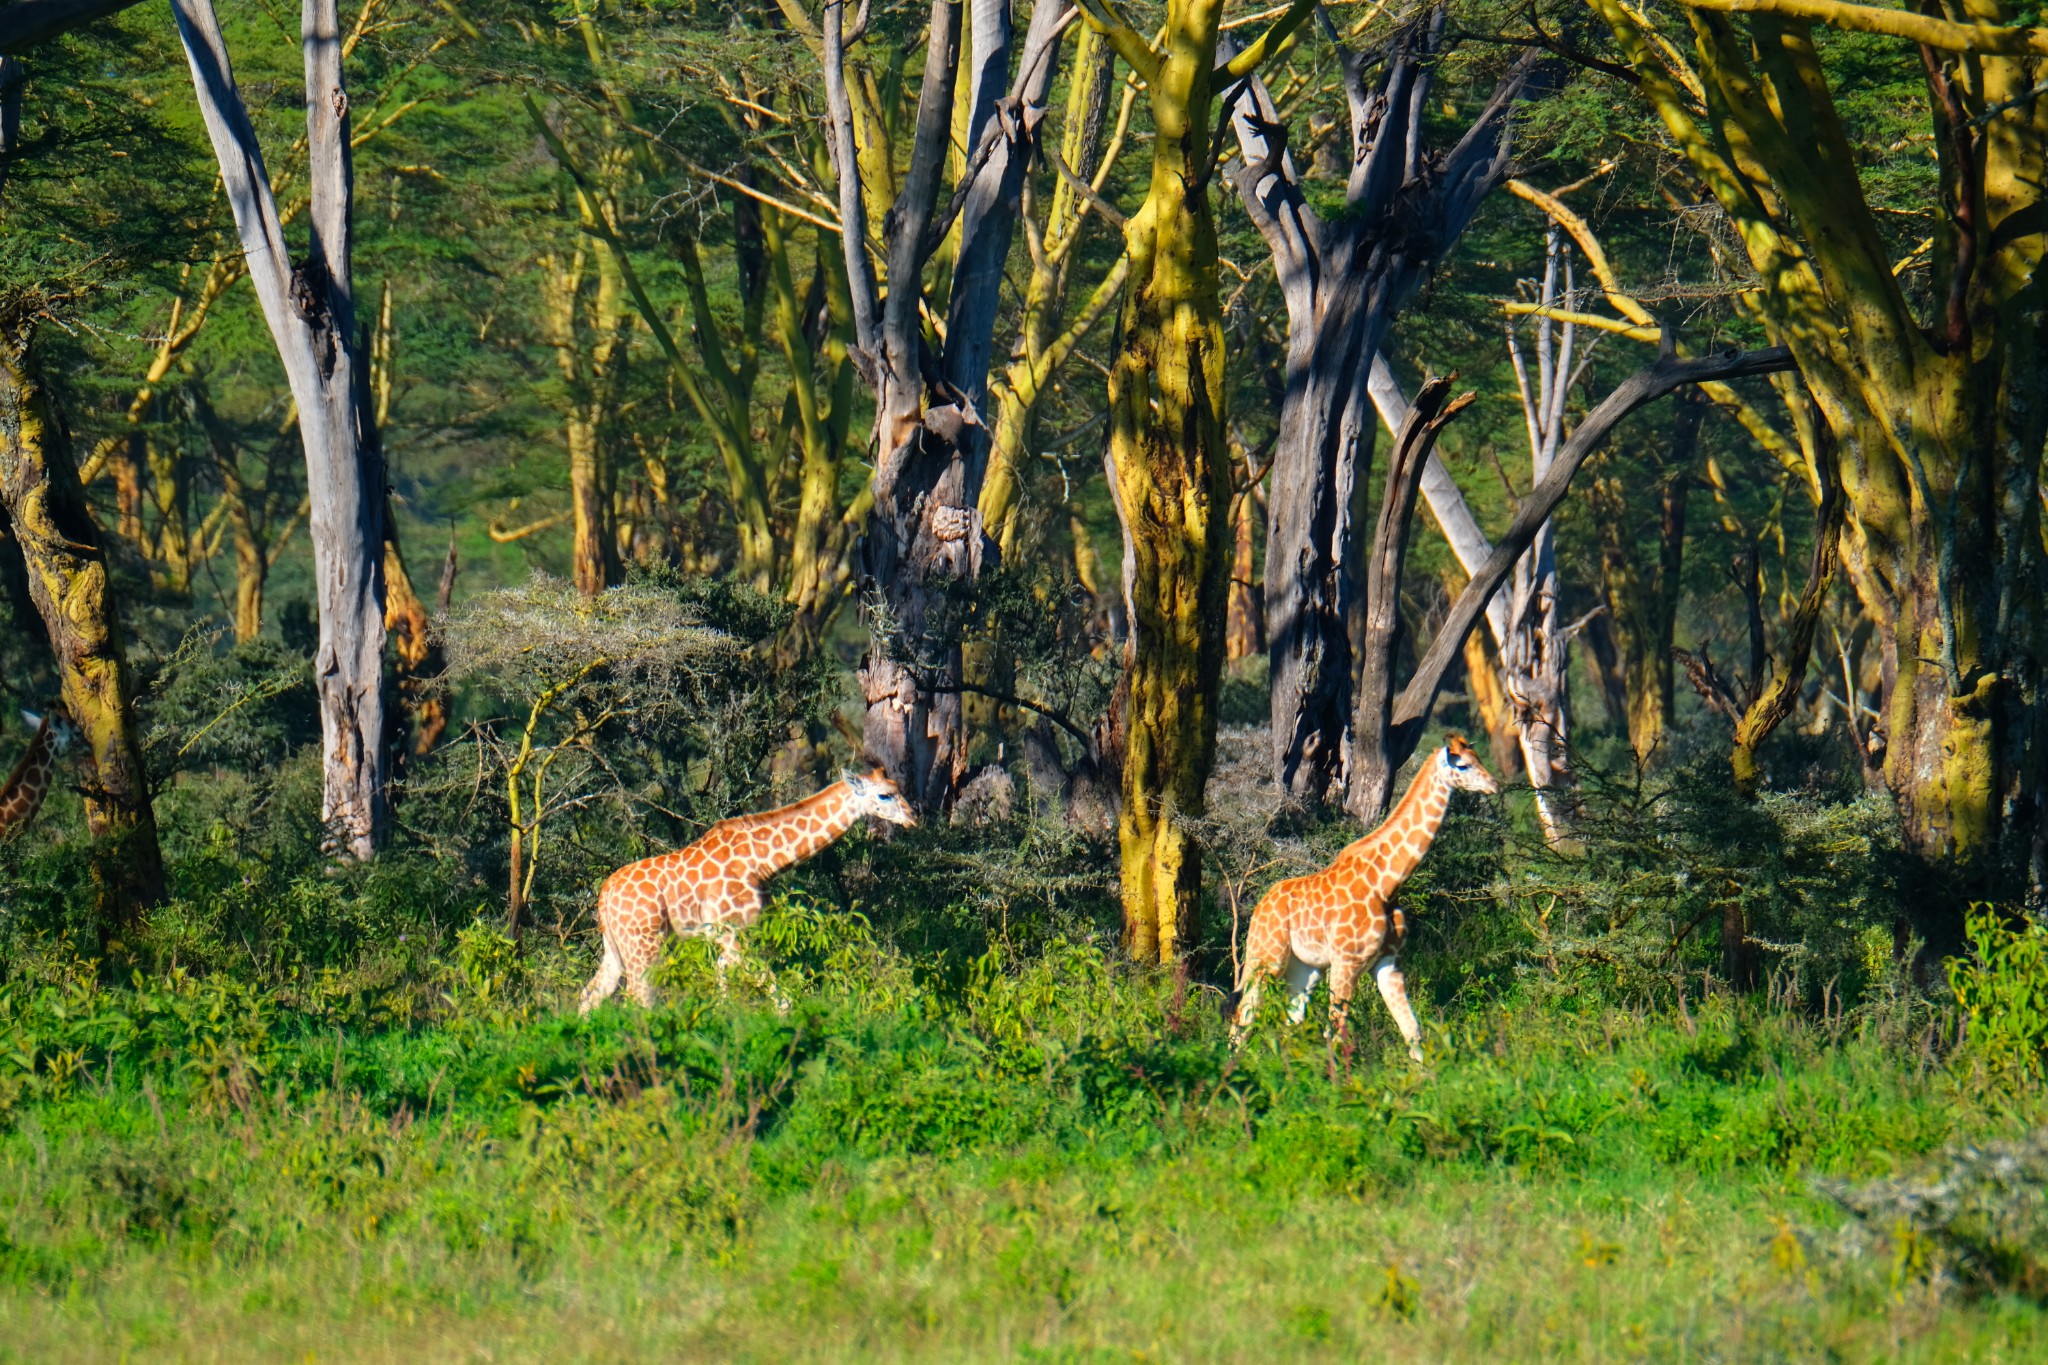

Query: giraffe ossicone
<box><xmin>578</xmin><ymin>768</ymin><xmax>916</xmax><ymax>1014</ymax></box>
<box><xmin>1229</xmin><ymin>735</ymin><xmax>1498</xmax><ymax>1061</ymax></box>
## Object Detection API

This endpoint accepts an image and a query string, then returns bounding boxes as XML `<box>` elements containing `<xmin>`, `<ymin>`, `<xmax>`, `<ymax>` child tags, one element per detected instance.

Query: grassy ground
<box><xmin>0</xmin><ymin>918</ymin><xmax>2042</xmax><ymax>1362</ymax></box>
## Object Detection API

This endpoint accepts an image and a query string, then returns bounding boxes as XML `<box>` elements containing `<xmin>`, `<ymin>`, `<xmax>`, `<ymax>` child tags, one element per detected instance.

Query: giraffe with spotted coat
<box><xmin>0</xmin><ymin>706</ymin><xmax>76</xmax><ymax>838</ymax></box>
<box><xmin>1229</xmin><ymin>736</ymin><xmax>1498</xmax><ymax>1059</ymax></box>
<box><xmin>579</xmin><ymin>769</ymin><xmax>916</xmax><ymax>1013</ymax></box>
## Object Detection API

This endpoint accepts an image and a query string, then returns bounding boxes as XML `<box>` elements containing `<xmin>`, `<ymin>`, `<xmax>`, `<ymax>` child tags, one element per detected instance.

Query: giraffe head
<box><xmin>1438</xmin><ymin>734</ymin><xmax>1498</xmax><ymax>795</ymax></box>
<box><xmin>21</xmin><ymin>705</ymin><xmax>78</xmax><ymax>756</ymax></box>
<box><xmin>845</xmin><ymin>768</ymin><xmax>918</xmax><ymax>827</ymax></box>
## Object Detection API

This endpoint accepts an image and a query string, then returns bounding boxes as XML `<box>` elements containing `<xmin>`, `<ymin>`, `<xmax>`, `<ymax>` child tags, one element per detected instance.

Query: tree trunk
<box><xmin>1348</xmin><ymin>380</ymin><xmax>1473</xmax><ymax>819</ymax></box>
<box><xmin>1591</xmin><ymin>0</ymin><xmax>2048</xmax><ymax>888</ymax></box>
<box><xmin>1731</xmin><ymin>439</ymin><xmax>1844</xmax><ymax>793</ymax></box>
<box><xmin>1226</xmin><ymin>11</ymin><xmax>1541</xmax><ymax>803</ymax></box>
<box><xmin>1225</xmin><ymin>483</ymin><xmax>1264</xmax><ymax>661</ymax></box>
<box><xmin>383</xmin><ymin>509</ymin><xmax>446</xmax><ymax>756</ymax></box>
<box><xmin>1594</xmin><ymin>398</ymin><xmax>1699</xmax><ymax>758</ymax></box>
<box><xmin>0</xmin><ymin>329</ymin><xmax>164</xmax><ymax>941</ymax></box>
<box><xmin>825</xmin><ymin>0</ymin><xmax>1069</xmax><ymax>814</ymax></box>
<box><xmin>172</xmin><ymin>0</ymin><xmax>387</xmax><ymax>860</ymax></box>
<box><xmin>1459</xmin><ymin>625</ymin><xmax>1521</xmax><ymax>777</ymax></box>
<box><xmin>846</xmin><ymin>0</ymin><xmax>971</xmax><ymax>814</ymax></box>
<box><xmin>1099</xmin><ymin>0</ymin><xmax>1261</xmax><ymax>963</ymax></box>
<box><xmin>977</xmin><ymin>17</ymin><xmax>1120</xmax><ymax>558</ymax></box>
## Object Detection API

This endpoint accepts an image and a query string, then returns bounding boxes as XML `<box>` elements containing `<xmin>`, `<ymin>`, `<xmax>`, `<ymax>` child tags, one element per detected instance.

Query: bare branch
<box><xmin>1386</xmin><ymin>343</ymin><xmax>1796</xmax><ymax>752</ymax></box>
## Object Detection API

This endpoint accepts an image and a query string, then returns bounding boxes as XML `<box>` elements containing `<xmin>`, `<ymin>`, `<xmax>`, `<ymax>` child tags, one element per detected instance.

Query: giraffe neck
<box><xmin>0</xmin><ymin>719</ymin><xmax>56</xmax><ymax>835</ymax></box>
<box><xmin>727</xmin><ymin>781</ymin><xmax>864</xmax><ymax>878</ymax></box>
<box><xmin>1343</xmin><ymin>760</ymin><xmax>1451</xmax><ymax>889</ymax></box>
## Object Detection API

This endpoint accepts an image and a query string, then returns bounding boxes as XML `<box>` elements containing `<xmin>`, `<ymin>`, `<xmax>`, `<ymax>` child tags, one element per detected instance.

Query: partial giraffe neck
<box><xmin>1340</xmin><ymin>757</ymin><xmax>1451</xmax><ymax>889</ymax></box>
<box><xmin>0</xmin><ymin>717</ymin><xmax>57</xmax><ymax>835</ymax></box>
<box><xmin>725</xmin><ymin>781</ymin><xmax>864</xmax><ymax>878</ymax></box>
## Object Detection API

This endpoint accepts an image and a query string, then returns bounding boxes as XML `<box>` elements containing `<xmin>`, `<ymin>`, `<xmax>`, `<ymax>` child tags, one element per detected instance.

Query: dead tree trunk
<box><xmin>1227</xmin><ymin>7</ymin><xmax>1542</xmax><ymax>804</ymax></box>
<box><xmin>171</xmin><ymin>0</ymin><xmax>387</xmax><ymax>859</ymax></box>
<box><xmin>1347</xmin><ymin>337</ymin><xmax>1795</xmax><ymax>821</ymax></box>
<box><xmin>1499</xmin><ymin>230</ymin><xmax>1592</xmax><ymax>842</ymax></box>
<box><xmin>1348</xmin><ymin>378</ymin><xmax>1475</xmax><ymax>818</ymax></box>
<box><xmin>828</xmin><ymin>0</ymin><xmax>1068</xmax><ymax>815</ymax></box>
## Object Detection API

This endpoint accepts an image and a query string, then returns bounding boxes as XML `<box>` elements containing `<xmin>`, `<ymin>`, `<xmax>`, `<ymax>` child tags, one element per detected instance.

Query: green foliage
<box><xmin>1490</xmin><ymin>751</ymin><xmax>1907</xmax><ymax>1010</ymax></box>
<box><xmin>1950</xmin><ymin>906</ymin><xmax>2048</xmax><ymax>1082</ymax></box>
<box><xmin>0</xmin><ymin>933</ymin><xmax>2041</xmax><ymax>1356</ymax></box>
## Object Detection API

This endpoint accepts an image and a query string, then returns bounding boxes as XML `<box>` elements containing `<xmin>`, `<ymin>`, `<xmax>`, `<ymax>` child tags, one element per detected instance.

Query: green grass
<box><xmin>0</xmin><ymin>926</ymin><xmax>2043</xmax><ymax>1361</ymax></box>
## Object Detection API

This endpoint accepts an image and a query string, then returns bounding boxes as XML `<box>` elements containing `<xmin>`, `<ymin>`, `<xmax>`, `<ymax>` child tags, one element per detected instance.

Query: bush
<box><xmin>1820</xmin><ymin>1126</ymin><xmax>2048</xmax><ymax>1298</ymax></box>
<box><xmin>1949</xmin><ymin>905</ymin><xmax>2048</xmax><ymax>1081</ymax></box>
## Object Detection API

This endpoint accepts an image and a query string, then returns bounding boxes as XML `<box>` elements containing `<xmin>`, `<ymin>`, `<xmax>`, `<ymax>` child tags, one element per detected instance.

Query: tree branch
<box><xmin>918</xmin><ymin>678</ymin><xmax>1093</xmax><ymax>749</ymax></box>
<box><xmin>1674</xmin><ymin>0</ymin><xmax>2048</xmax><ymax>57</ymax></box>
<box><xmin>1386</xmin><ymin>342</ymin><xmax>1796</xmax><ymax>751</ymax></box>
<box><xmin>1071</xmin><ymin>0</ymin><xmax>1158</xmax><ymax>82</ymax></box>
<box><xmin>1222</xmin><ymin>0</ymin><xmax>1317</xmax><ymax>78</ymax></box>
<box><xmin>0</xmin><ymin>0</ymin><xmax>145</xmax><ymax>53</ymax></box>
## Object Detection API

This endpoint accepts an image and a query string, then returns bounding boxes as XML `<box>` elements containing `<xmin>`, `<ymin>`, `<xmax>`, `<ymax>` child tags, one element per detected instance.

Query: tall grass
<box><xmin>0</xmin><ymin>903</ymin><xmax>2041</xmax><ymax>1362</ymax></box>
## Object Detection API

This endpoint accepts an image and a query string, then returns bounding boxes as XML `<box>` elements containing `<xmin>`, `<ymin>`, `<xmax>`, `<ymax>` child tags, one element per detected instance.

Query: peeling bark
<box><xmin>172</xmin><ymin>0</ymin><xmax>387</xmax><ymax>859</ymax></box>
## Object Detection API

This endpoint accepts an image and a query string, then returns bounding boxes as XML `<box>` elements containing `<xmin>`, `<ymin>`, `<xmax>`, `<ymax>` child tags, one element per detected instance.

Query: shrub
<box><xmin>1819</xmin><ymin>1126</ymin><xmax>2048</xmax><ymax>1298</ymax></box>
<box><xmin>1948</xmin><ymin>905</ymin><xmax>2048</xmax><ymax>1081</ymax></box>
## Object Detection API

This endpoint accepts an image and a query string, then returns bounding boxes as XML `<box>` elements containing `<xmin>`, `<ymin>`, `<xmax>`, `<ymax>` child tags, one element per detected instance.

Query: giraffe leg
<box><xmin>617</xmin><ymin>913</ymin><xmax>662</xmax><ymax>1008</ymax></box>
<box><xmin>578</xmin><ymin>937</ymin><xmax>624</xmax><ymax>1016</ymax></box>
<box><xmin>622</xmin><ymin>942</ymin><xmax>659</xmax><ymax>1008</ymax></box>
<box><xmin>1374</xmin><ymin>955</ymin><xmax>1425</xmax><ymax>1062</ymax></box>
<box><xmin>1231</xmin><ymin>930</ymin><xmax>1287</xmax><ymax>1043</ymax></box>
<box><xmin>1283</xmin><ymin>955</ymin><xmax>1322</xmax><ymax>1025</ymax></box>
<box><xmin>710</xmin><ymin>928</ymin><xmax>742</xmax><ymax>994</ymax></box>
<box><xmin>1326</xmin><ymin>957</ymin><xmax>1362</xmax><ymax>1042</ymax></box>
<box><xmin>1230</xmin><ymin>976</ymin><xmax>1264</xmax><ymax>1044</ymax></box>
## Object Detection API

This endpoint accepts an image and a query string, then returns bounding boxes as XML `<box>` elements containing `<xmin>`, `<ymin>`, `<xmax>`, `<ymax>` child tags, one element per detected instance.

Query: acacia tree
<box><xmin>0</xmin><ymin>317</ymin><xmax>165</xmax><ymax>938</ymax></box>
<box><xmin>819</xmin><ymin>0</ymin><xmax>1074</xmax><ymax>814</ymax></box>
<box><xmin>1586</xmin><ymin>0</ymin><xmax>2048</xmax><ymax>876</ymax></box>
<box><xmin>1224</xmin><ymin>7</ymin><xmax>1543</xmax><ymax>804</ymax></box>
<box><xmin>170</xmin><ymin>0</ymin><xmax>388</xmax><ymax>859</ymax></box>
<box><xmin>1071</xmin><ymin>0</ymin><xmax>1319</xmax><ymax>961</ymax></box>
<box><xmin>977</xmin><ymin>17</ymin><xmax>1130</xmax><ymax>558</ymax></box>
<box><xmin>1496</xmin><ymin>230</ymin><xmax>1594</xmax><ymax>841</ymax></box>
<box><xmin>1348</xmin><ymin>330</ymin><xmax>1795</xmax><ymax>820</ymax></box>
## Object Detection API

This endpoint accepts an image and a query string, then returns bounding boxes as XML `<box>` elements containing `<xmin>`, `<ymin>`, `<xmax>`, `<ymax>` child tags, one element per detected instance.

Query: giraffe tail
<box><xmin>1219</xmin><ymin>987</ymin><xmax>1243</xmax><ymax>1023</ymax></box>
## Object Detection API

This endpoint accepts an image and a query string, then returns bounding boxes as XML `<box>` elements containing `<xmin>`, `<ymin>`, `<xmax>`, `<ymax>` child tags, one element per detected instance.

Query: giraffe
<box><xmin>579</xmin><ymin>769</ymin><xmax>916</xmax><ymax>1013</ymax></box>
<box><xmin>1229</xmin><ymin>735</ymin><xmax>1498</xmax><ymax>1060</ymax></box>
<box><xmin>0</xmin><ymin>706</ymin><xmax>76</xmax><ymax>839</ymax></box>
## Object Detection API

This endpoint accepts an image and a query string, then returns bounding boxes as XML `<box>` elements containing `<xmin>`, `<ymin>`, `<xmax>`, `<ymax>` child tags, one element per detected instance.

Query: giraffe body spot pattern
<box><xmin>0</xmin><ymin>706</ymin><xmax>75</xmax><ymax>840</ymax></box>
<box><xmin>1232</xmin><ymin>736</ymin><xmax>1498</xmax><ymax>1060</ymax></box>
<box><xmin>578</xmin><ymin>771</ymin><xmax>915</xmax><ymax>1014</ymax></box>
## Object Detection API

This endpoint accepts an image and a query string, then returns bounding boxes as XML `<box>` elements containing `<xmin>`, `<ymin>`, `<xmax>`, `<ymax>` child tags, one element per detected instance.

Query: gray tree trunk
<box><xmin>829</xmin><ymin>0</ymin><xmax>1068</xmax><ymax>814</ymax></box>
<box><xmin>171</xmin><ymin>0</ymin><xmax>387</xmax><ymax>859</ymax></box>
<box><xmin>1226</xmin><ymin>7</ymin><xmax>1539</xmax><ymax>804</ymax></box>
<box><xmin>1346</xmin><ymin>339</ymin><xmax>1796</xmax><ymax>821</ymax></box>
<box><xmin>1498</xmin><ymin>230</ymin><xmax>1589</xmax><ymax>842</ymax></box>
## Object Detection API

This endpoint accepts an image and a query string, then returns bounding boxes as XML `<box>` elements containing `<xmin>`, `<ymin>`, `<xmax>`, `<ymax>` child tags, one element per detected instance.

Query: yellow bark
<box><xmin>1090</xmin><ymin>0</ymin><xmax>1314</xmax><ymax>961</ymax></box>
<box><xmin>0</xmin><ymin>332</ymin><xmax>164</xmax><ymax>940</ymax></box>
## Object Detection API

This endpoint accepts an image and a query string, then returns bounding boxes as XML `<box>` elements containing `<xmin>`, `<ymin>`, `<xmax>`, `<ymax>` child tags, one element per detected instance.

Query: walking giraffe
<box><xmin>579</xmin><ymin>769</ymin><xmax>916</xmax><ymax>1013</ymax></box>
<box><xmin>0</xmin><ymin>706</ymin><xmax>76</xmax><ymax>838</ymax></box>
<box><xmin>1229</xmin><ymin>736</ymin><xmax>1498</xmax><ymax>1059</ymax></box>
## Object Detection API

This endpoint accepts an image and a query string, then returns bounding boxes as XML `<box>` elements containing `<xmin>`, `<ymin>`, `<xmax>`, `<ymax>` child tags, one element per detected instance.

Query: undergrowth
<box><xmin>0</xmin><ymin>898</ymin><xmax>2042</xmax><ymax>1361</ymax></box>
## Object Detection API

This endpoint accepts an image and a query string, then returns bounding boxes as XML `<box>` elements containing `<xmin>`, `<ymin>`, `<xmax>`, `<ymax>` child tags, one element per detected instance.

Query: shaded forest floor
<box><xmin>0</xmin><ymin>923</ymin><xmax>2041</xmax><ymax>1362</ymax></box>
